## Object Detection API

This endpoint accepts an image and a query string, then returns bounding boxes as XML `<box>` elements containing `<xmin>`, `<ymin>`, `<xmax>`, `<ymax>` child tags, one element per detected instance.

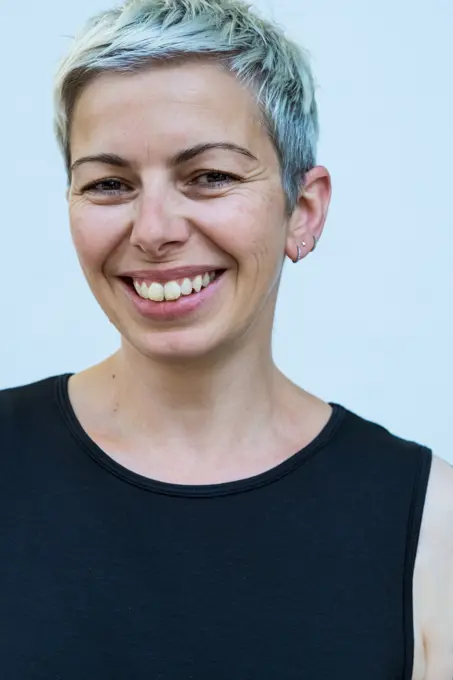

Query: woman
<box><xmin>1</xmin><ymin>0</ymin><xmax>452</xmax><ymax>677</ymax></box>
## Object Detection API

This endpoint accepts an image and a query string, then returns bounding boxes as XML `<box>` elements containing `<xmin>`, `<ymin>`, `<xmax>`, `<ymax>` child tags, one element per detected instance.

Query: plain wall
<box><xmin>0</xmin><ymin>0</ymin><xmax>451</xmax><ymax>461</ymax></box>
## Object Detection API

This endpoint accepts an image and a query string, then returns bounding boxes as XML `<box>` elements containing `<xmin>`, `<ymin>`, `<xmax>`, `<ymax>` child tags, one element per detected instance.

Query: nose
<box><xmin>129</xmin><ymin>186</ymin><xmax>191</xmax><ymax>257</ymax></box>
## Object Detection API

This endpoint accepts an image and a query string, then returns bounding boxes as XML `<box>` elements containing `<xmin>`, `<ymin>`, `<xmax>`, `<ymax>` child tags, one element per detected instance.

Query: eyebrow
<box><xmin>70</xmin><ymin>142</ymin><xmax>258</xmax><ymax>172</ymax></box>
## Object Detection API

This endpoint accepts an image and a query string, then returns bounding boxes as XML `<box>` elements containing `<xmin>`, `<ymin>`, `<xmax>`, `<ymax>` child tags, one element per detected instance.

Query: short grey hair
<box><xmin>54</xmin><ymin>0</ymin><xmax>319</xmax><ymax>215</ymax></box>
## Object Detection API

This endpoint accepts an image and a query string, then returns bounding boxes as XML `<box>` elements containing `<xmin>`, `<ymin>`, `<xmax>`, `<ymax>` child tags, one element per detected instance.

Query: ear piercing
<box><xmin>292</xmin><ymin>235</ymin><xmax>318</xmax><ymax>263</ymax></box>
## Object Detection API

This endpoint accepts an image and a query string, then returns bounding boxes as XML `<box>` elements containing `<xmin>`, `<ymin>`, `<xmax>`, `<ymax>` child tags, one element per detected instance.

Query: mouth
<box><xmin>121</xmin><ymin>269</ymin><xmax>226</xmax><ymax>302</ymax></box>
<box><xmin>118</xmin><ymin>269</ymin><xmax>227</xmax><ymax>321</ymax></box>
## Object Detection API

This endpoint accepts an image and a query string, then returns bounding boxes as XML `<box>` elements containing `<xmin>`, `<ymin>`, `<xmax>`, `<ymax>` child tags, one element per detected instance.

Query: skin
<box><xmin>67</xmin><ymin>58</ymin><xmax>333</xmax><ymax>481</ymax></box>
<box><xmin>412</xmin><ymin>454</ymin><xmax>453</xmax><ymax>680</ymax></box>
<box><xmin>66</xmin><ymin>59</ymin><xmax>453</xmax><ymax>678</ymax></box>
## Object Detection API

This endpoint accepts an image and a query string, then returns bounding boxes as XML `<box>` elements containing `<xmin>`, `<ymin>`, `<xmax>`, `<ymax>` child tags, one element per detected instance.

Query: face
<box><xmin>68</xmin><ymin>60</ymin><xmax>328</xmax><ymax>360</ymax></box>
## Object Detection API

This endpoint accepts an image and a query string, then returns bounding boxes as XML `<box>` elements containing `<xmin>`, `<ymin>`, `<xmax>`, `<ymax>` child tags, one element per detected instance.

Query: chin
<box><xmin>122</xmin><ymin>325</ymin><xmax>230</xmax><ymax>364</ymax></box>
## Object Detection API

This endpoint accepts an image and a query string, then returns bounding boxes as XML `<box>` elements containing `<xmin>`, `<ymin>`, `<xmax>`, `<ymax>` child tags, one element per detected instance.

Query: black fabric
<box><xmin>0</xmin><ymin>373</ymin><xmax>432</xmax><ymax>680</ymax></box>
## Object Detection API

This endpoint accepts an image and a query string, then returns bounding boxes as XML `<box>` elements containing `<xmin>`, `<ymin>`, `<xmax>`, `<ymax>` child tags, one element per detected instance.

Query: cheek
<box><xmin>200</xmin><ymin>191</ymin><xmax>285</xmax><ymax>259</ymax></box>
<box><xmin>69</xmin><ymin>205</ymin><xmax>126</xmax><ymax>269</ymax></box>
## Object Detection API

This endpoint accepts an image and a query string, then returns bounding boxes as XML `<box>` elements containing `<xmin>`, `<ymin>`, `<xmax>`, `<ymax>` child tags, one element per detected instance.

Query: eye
<box><xmin>83</xmin><ymin>179</ymin><xmax>132</xmax><ymax>196</ymax></box>
<box><xmin>191</xmin><ymin>172</ymin><xmax>239</xmax><ymax>188</ymax></box>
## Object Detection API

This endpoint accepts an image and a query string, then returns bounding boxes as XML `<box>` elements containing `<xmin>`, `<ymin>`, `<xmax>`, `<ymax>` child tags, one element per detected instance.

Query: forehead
<box><xmin>70</xmin><ymin>60</ymin><xmax>269</xmax><ymax>161</ymax></box>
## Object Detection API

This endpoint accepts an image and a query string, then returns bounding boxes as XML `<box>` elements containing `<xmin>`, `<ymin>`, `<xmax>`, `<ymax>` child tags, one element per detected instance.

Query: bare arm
<box><xmin>414</xmin><ymin>455</ymin><xmax>453</xmax><ymax>680</ymax></box>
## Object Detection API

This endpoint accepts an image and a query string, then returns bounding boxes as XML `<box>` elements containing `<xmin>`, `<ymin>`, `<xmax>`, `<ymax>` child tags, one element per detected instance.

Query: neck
<box><xmin>69</xmin><ymin>329</ymin><xmax>331</xmax><ymax>482</ymax></box>
<box><xmin>85</xmin><ymin>329</ymin><xmax>295</xmax><ymax>460</ymax></box>
<box><xmin>118</xmin><ymin>336</ymin><xmax>282</xmax><ymax>439</ymax></box>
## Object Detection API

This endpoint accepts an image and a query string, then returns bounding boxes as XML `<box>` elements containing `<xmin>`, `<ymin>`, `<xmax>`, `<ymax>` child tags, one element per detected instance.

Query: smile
<box><xmin>132</xmin><ymin>270</ymin><xmax>220</xmax><ymax>302</ymax></box>
<box><xmin>120</xmin><ymin>269</ymin><xmax>227</xmax><ymax>321</ymax></box>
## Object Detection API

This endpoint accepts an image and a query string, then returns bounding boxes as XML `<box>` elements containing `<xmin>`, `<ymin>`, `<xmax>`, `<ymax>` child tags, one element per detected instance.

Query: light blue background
<box><xmin>0</xmin><ymin>0</ymin><xmax>451</xmax><ymax>461</ymax></box>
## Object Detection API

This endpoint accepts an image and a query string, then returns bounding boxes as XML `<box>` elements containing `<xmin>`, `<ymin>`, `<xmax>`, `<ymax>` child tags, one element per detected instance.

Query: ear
<box><xmin>285</xmin><ymin>166</ymin><xmax>331</xmax><ymax>262</ymax></box>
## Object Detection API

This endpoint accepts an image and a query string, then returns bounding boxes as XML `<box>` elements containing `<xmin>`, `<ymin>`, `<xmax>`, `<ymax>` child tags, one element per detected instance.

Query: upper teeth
<box><xmin>133</xmin><ymin>271</ymin><xmax>216</xmax><ymax>302</ymax></box>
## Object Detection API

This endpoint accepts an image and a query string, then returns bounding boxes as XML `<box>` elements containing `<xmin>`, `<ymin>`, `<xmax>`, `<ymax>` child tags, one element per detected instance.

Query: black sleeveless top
<box><xmin>0</xmin><ymin>374</ymin><xmax>432</xmax><ymax>680</ymax></box>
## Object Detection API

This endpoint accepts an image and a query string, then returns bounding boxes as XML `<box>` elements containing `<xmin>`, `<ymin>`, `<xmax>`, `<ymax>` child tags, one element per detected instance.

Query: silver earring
<box><xmin>312</xmin><ymin>235</ymin><xmax>318</xmax><ymax>252</ymax></box>
<box><xmin>293</xmin><ymin>241</ymin><xmax>306</xmax><ymax>263</ymax></box>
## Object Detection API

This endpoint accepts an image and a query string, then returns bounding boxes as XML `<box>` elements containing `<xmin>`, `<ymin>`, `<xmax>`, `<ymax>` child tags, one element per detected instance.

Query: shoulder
<box><xmin>336</xmin><ymin>404</ymin><xmax>433</xmax><ymax>480</ymax></box>
<box><xmin>421</xmin><ymin>454</ymin><xmax>453</xmax><ymax>540</ymax></box>
<box><xmin>0</xmin><ymin>374</ymin><xmax>67</xmax><ymax>441</ymax></box>
<box><xmin>418</xmin><ymin>454</ymin><xmax>453</xmax><ymax>570</ymax></box>
<box><xmin>414</xmin><ymin>453</ymin><xmax>453</xmax><ymax>679</ymax></box>
<box><xmin>0</xmin><ymin>374</ymin><xmax>63</xmax><ymax>406</ymax></box>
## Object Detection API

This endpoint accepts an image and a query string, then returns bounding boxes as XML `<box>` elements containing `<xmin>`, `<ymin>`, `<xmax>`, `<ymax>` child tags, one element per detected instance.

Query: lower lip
<box><xmin>119</xmin><ymin>273</ymin><xmax>226</xmax><ymax>321</ymax></box>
